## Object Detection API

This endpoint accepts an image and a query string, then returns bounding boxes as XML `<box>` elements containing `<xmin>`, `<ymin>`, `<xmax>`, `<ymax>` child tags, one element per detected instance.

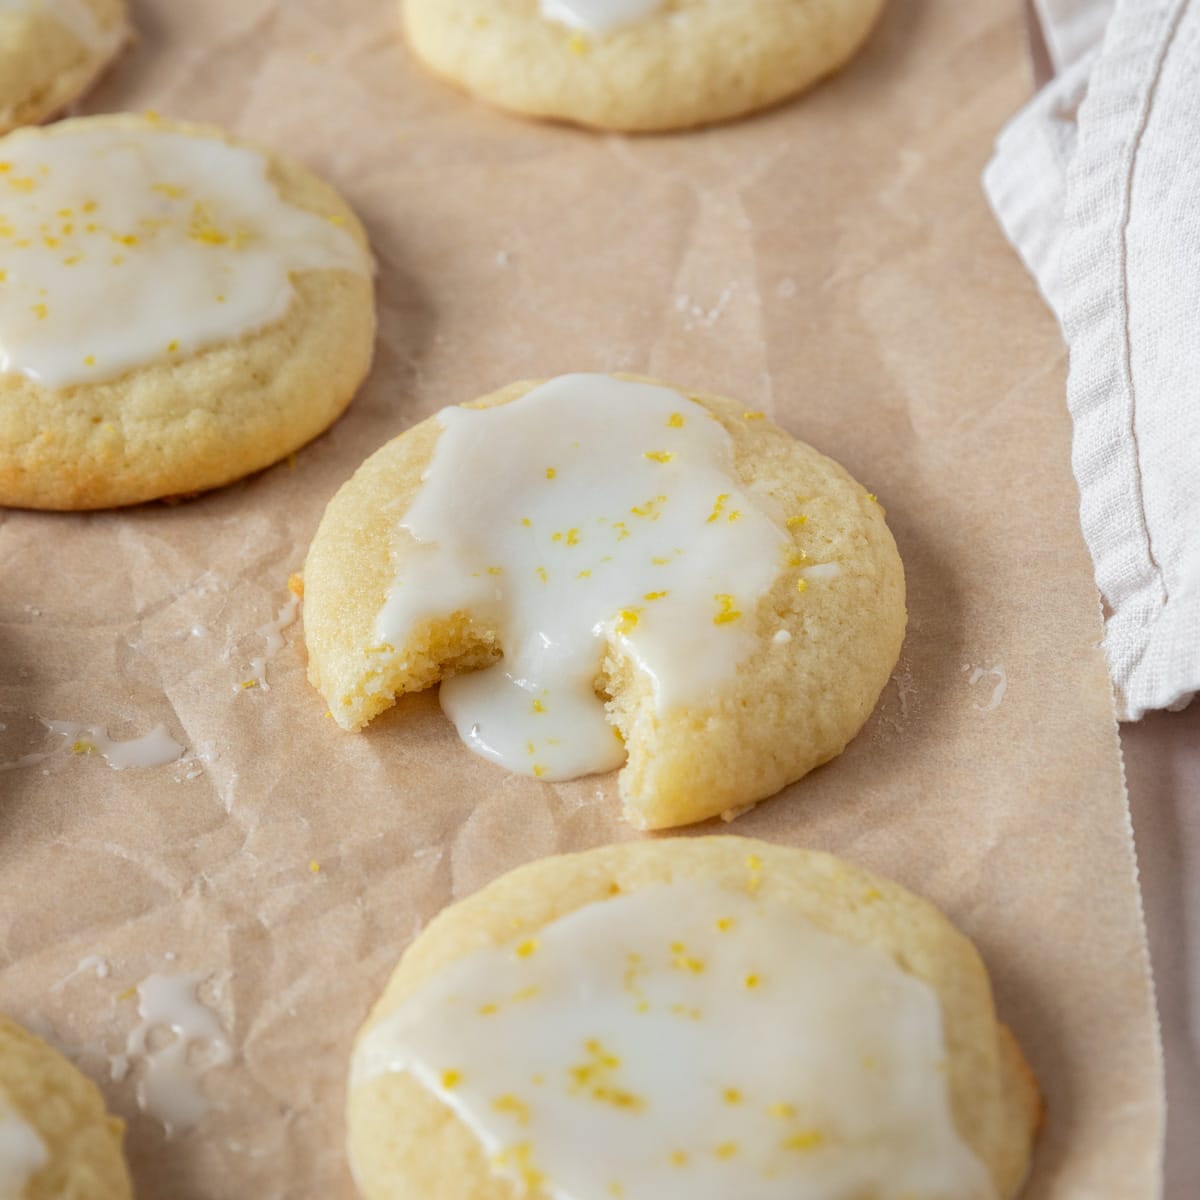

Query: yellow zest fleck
<box><xmin>487</xmin><ymin>566</ymin><xmax>504</xmax><ymax>576</ymax></box>
<box><xmin>521</xmin><ymin>517</ymin><xmax>532</xmax><ymax>527</ymax></box>
<box><xmin>0</xmin><ymin>163</ymin><xmax>8</xmax><ymax>173</ymax></box>
<box><xmin>868</xmin><ymin>493</ymin><xmax>878</xmax><ymax>503</ymax></box>
<box><xmin>479</xmin><ymin>1002</ymin><xmax>499</xmax><ymax>1016</ymax></box>
<box><xmin>615</xmin><ymin>608</ymin><xmax>640</xmax><ymax>635</ymax></box>
<box><xmin>71</xmin><ymin>740</ymin><xmax>96</xmax><ymax>755</ymax></box>
<box><xmin>613</xmin><ymin>520</ymin><xmax>631</xmax><ymax>540</ymax></box>
<box><xmin>0</xmin><ymin>271</ymin><xmax>6</xmax><ymax>283</ymax></box>
<box><xmin>81</xmin><ymin>200</ymin><xmax>97</xmax><ymax>213</ymax></box>
<box><xmin>492</xmin><ymin>1142</ymin><xmax>544</xmax><ymax>1190</ymax></box>
<box><xmin>531</xmin><ymin>699</ymin><xmax>546</xmax><ymax>714</ymax></box>
<box><xmin>545</xmin><ymin>467</ymin><xmax>556</xmax><ymax>480</ymax></box>
<box><xmin>784</xmin><ymin>1129</ymin><xmax>826</xmax><ymax>1152</ymax></box>
<box><xmin>144</xmin><ymin>109</ymin><xmax>161</xmax><ymax>122</ymax></box>
<box><xmin>630</xmin><ymin>495</ymin><xmax>666</xmax><ymax>519</ymax></box>
<box><xmin>536</xmin><ymin>566</ymin><xmax>548</xmax><ymax>584</ymax></box>
<box><xmin>643</xmin><ymin>590</ymin><xmax>667</xmax><ymax>602</ymax></box>
<box><xmin>728</xmin><ymin>509</ymin><xmax>742</xmax><ymax>523</ymax></box>
<box><xmin>240</xmin><ymin>680</ymin><xmax>258</xmax><ymax>690</ymax></box>
<box><xmin>797</xmin><ymin>578</ymin><xmax>809</xmax><ymax>594</ymax></box>
<box><xmin>568</xmin><ymin>1039</ymin><xmax>646</xmax><ymax>1111</ymax></box>
<box><xmin>440</xmin><ymin>1069</ymin><xmax>462</xmax><ymax>1090</ymax></box>
<box><xmin>516</xmin><ymin>939</ymin><xmax>539</xmax><ymax>958</ymax></box>
<box><xmin>787</xmin><ymin>549</ymin><xmax>808</xmax><ymax>568</ymax></box>
<box><xmin>288</xmin><ymin>573</ymin><xmax>305</xmax><ymax>598</ymax></box>
<box><xmin>323</xmin><ymin>711</ymin><xmax>332</xmax><ymax>719</ymax></box>
<box><xmin>532</xmin><ymin>763</ymin><xmax>547</xmax><ymax>778</ymax></box>
<box><xmin>608</xmin><ymin>1184</ymin><xmax>625</xmax><ymax>1198</ymax></box>
<box><xmin>787</xmin><ymin>514</ymin><xmax>808</xmax><ymax>528</ymax></box>
<box><xmin>577</xmin><ymin>569</ymin><xmax>592</xmax><ymax>580</ymax></box>
<box><xmin>863</xmin><ymin>887</ymin><xmax>883</xmax><ymax>903</ymax></box>
<box><xmin>644</xmin><ymin>450</ymin><xmax>674</xmax><ymax>463</ymax></box>
<box><xmin>712</xmin><ymin>594</ymin><xmax>741</xmax><ymax>625</ymax></box>
<box><xmin>667</xmin><ymin>412</ymin><xmax>684</xmax><ymax>428</ymax></box>
<box><xmin>769</xmin><ymin>1101</ymin><xmax>797</xmax><ymax>1120</ymax></box>
<box><xmin>187</xmin><ymin>202</ymin><xmax>229</xmax><ymax>246</ymax></box>
<box><xmin>669</xmin><ymin>1149</ymin><xmax>689</xmax><ymax>1167</ymax></box>
<box><xmin>670</xmin><ymin>942</ymin><xmax>706</xmax><ymax>974</ymax></box>
<box><xmin>63</xmin><ymin>255</ymin><xmax>81</xmax><ymax>266</ymax></box>
<box><xmin>31</xmin><ymin>303</ymin><xmax>48</xmax><ymax>320</ymax></box>
<box><xmin>83</xmin><ymin>355</ymin><xmax>95</xmax><ymax>367</ymax></box>
<box><xmin>7</xmin><ymin>177</ymin><xmax>35</xmax><ymax>193</ymax></box>
<box><xmin>491</xmin><ymin>1094</ymin><xmax>531</xmax><ymax>1126</ymax></box>
<box><xmin>706</xmin><ymin>493</ymin><xmax>730</xmax><ymax>523</ymax></box>
<box><xmin>723</xmin><ymin>1088</ymin><xmax>743</xmax><ymax>1105</ymax></box>
<box><xmin>650</xmin><ymin>555</ymin><xmax>672</xmax><ymax>566</ymax></box>
<box><xmin>715</xmin><ymin>916</ymin><xmax>735</xmax><ymax>932</ymax></box>
<box><xmin>715</xmin><ymin>1142</ymin><xmax>739</xmax><ymax>1160</ymax></box>
<box><xmin>568</xmin><ymin>31</ymin><xmax>589</xmax><ymax>54</ymax></box>
<box><xmin>152</xmin><ymin>182</ymin><xmax>185</xmax><ymax>199</ymax></box>
<box><xmin>116</xmin><ymin>985</ymin><xmax>136</xmax><ymax>1001</ymax></box>
<box><xmin>744</xmin><ymin>972</ymin><xmax>762</xmax><ymax>990</ymax></box>
<box><xmin>746</xmin><ymin>853</ymin><xmax>763</xmax><ymax>892</ymax></box>
<box><xmin>42</xmin><ymin>235</ymin><xmax>60</xmax><ymax>249</ymax></box>
<box><xmin>327</xmin><ymin>214</ymin><xmax>346</xmax><ymax>227</ymax></box>
<box><xmin>167</xmin><ymin>340</ymin><xmax>180</xmax><ymax>354</ymax></box>
<box><xmin>743</xmin><ymin>410</ymin><xmax>765</xmax><ymax>421</ymax></box>
<box><xmin>308</xmin><ymin>860</ymin><xmax>321</xmax><ymax>874</ymax></box>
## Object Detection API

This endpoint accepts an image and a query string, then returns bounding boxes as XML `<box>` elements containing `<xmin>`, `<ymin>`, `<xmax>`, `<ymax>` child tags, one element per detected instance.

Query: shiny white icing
<box><xmin>45</xmin><ymin>719</ymin><xmax>184</xmax><ymax>768</ymax></box>
<box><xmin>117</xmin><ymin>973</ymin><xmax>231</xmax><ymax>1136</ymax></box>
<box><xmin>0</xmin><ymin>1098</ymin><xmax>46</xmax><ymax>1200</ymax></box>
<box><xmin>0</xmin><ymin>124</ymin><xmax>369</xmax><ymax>388</ymax></box>
<box><xmin>375</xmin><ymin>374</ymin><xmax>791</xmax><ymax>782</ymax></box>
<box><xmin>0</xmin><ymin>0</ymin><xmax>122</xmax><ymax>54</ymax></box>
<box><xmin>540</xmin><ymin>0</ymin><xmax>663</xmax><ymax>36</ymax></box>
<box><xmin>353</xmin><ymin>878</ymin><xmax>996</xmax><ymax>1200</ymax></box>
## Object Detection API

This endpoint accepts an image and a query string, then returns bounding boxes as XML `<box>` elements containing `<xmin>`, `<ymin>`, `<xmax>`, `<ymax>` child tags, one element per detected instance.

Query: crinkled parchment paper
<box><xmin>0</xmin><ymin>0</ymin><xmax>1162</xmax><ymax>1196</ymax></box>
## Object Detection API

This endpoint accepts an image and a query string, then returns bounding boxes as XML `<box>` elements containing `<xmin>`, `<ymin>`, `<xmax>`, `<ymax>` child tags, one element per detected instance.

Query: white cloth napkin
<box><xmin>985</xmin><ymin>0</ymin><xmax>1200</xmax><ymax>720</ymax></box>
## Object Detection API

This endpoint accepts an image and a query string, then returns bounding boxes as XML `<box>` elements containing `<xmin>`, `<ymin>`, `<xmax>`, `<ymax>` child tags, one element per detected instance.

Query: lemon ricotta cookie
<box><xmin>303</xmin><ymin>373</ymin><xmax>906</xmax><ymax>830</ymax></box>
<box><xmin>0</xmin><ymin>113</ymin><xmax>375</xmax><ymax>510</ymax></box>
<box><xmin>347</xmin><ymin>838</ymin><xmax>1040</xmax><ymax>1200</ymax></box>
<box><xmin>402</xmin><ymin>0</ymin><xmax>888</xmax><ymax>131</ymax></box>
<box><xmin>0</xmin><ymin>0</ymin><xmax>129</xmax><ymax>136</ymax></box>
<box><xmin>0</xmin><ymin>1012</ymin><xmax>132</xmax><ymax>1200</ymax></box>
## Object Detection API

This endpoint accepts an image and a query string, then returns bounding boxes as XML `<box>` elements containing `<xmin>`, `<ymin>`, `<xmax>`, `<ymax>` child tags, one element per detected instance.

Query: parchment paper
<box><xmin>0</xmin><ymin>0</ymin><xmax>1163</xmax><ymax>1196</ymax></box>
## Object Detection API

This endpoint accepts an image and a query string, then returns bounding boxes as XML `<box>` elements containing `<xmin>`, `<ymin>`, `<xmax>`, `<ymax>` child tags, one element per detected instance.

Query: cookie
<box><xmin>347</xmin><ymin>838</ymin><xmax>1040</xmax><ymax>1200</ymax></box>
<box><xmin>0</xmin><ymin>0</ymin><xmax>130</xmax><ymax>135</ymax></box>
<box><xmin>0</xmin><ymin>113</ymin><xmax>376</xmax><ymax>510</ymax></box>
<box><xmin>0</xmin><ymin>1011</ymin><xmax>132</xmax><ymax>1200</ymax></box>
<box><xmin>303</xmin><ymin>373</ymin><xmax>906</xmax><ymax>830</ymax></box>
<box><xmin>401</xmin><ymin>0</ymin><xmax>887</xmax><ymax>132</ymax></box>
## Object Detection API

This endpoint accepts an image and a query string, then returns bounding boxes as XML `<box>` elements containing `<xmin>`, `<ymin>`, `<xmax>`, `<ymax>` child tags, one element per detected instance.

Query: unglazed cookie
<box><xmin>0</xmin><ymin>1012</ymin><xmax>132</xmax><ymax>1200</ymax></box>
<box><xmin>0</xmin><ymin>113</ymin><xmax>375</xmax><ymax>510</ymax></box>
<box><xmin>0</xmin><ymin>0</ymin><xmax>129</xmax><ymax>136</ymax></box>
<box><xmin>347</xmin><ymin>838</ymin><xmax>1040</xmax><ymax>1200</ymax></box>
<box><xmin>402</xmin><ymin>0</ymin><xmax>888</xmax><ymax>132</ymax></box>
<box><xmin>303</xmin><ymin>374</ymin><xmax>905</xmax><ymax>830</ymax></box>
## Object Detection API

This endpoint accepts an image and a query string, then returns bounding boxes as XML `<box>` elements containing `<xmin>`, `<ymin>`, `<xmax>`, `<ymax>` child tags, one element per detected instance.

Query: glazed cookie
<box><xmin>0</xmin><ymin>1011</ymin><xmax>132</xmax><ymax>1199</ymax></box>
<box><xmin>303</xmin><ymin>373</ymin><xmax>905</xmax><ymax>830</ymax></box>
<box><xmin>0</xmin><ymin>0</ymin><xmax>129</xmax><ymax>136</ymax></box>
<box><xmin>347</xmin><ymin>838</ymin><xmax>1040</xmax><ymax>1200</ymax></box>
<box><xmin>402</xmin><ymin>0</ymin><xmax>887</xmax><ymax>131</ymax></box>
<box><xmin>0</xmin><ymin>113</ymin><xmax>375</xmax><ymax>510</ymax></box>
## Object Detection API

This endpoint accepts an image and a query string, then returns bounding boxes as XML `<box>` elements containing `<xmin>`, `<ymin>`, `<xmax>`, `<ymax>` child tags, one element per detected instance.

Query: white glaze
<box><xmin>242</xmin><ymin>592</ymin><xmax>300</xmax><ymax>692</ymax></box>
<box><xmin>376</xmin><ymin>375</ymin><xmax>791</xmax><ymax>782</ymax></box>
<box><xmin>353</xmin><ymin>879</ymin><xmax>996</xmax><ymax>1200</ymax></box>
<box><xmin>122</xmin><ymin>973</ymin><xmax>231</xmax><ymax>1136</ymax></box>
<box><xmin>0</xmin><ymin>0</ymin><xmax>122</xmax><ymax>54</ymax></box>
<box><xmin>44</xmin><ymin>719</ymin><xmax>184</xmax><ymax>768</ymax></box>
<box><xmin>0</xmin><ymin>1098</ymin><xmax>46</xmax><ymax>1200</ymax></box>
<box><xmin>0</xmin><ymin>124</ymin><xmax>369</xmax><ymax>388</ymax></box>
<box><xmin>540</xmin><ymin>0</ymin><xmax>663</xmax><ymax>36</ymax></box>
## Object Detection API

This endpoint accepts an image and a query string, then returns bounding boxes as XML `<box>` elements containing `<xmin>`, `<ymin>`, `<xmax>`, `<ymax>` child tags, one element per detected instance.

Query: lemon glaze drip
<box><xmin>0</xmin><ymin>125</ymin><xmax>369</xmax><ymax>388</ymax></box>
<box><xmin>374</xmin><ymin>374</ymin><xmax>791</xmax><ymax>783</ymax></box>
<box><xmin>352</xmin><ymin>880</ymin><xmax>998</xmax><ymax>1200</ymax></box>
<box><xmin>539</xmin><ymin>0</ymin><xmax>663</xmax><ymax>36</ymax></box>
<box><xmin>0</xmin><ymin>1096</ymin><xmax>46</xmax><ymax>1200</ymax></box>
